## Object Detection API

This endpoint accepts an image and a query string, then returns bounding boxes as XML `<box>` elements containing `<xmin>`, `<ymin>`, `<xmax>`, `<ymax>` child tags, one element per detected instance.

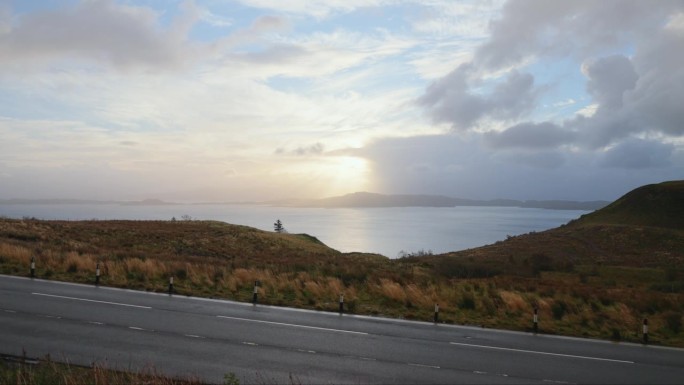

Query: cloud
<box><xmin>599</xmin><ymin>138</ymin><xmax>674</xmax><ymax>169</ymax></box>
<box><xmin>275</xmin><ymin>142</ymin><xmax>325</xmax><ymax>156</ymax></box>
<box><xmin>485</xmin><ymin>121</ymin><xmax>576</xmax><ymax>149</ymax></box>
<box><xmin>0</xmin><ymin>0</ymin><xmax>203</xmax><ymax>71</ymax></box>
<box><xmin>419</xmin><ymin>0</ymin><xmax>684</xmax><ymax>154</ymax></box>
<box><xmin>582</xmin><ymin>55</ymin><xmax>638</xmax><ymax>110</ymax></box>
<box><xmin>418</xmin><ymin>65</ymin><xmax>538</xmax><ymax>130</ymax></box>
<box><xmin>348</xmin><ymin>133</ymin><xmax>682</xmax><ymax>201</ymax></box>
<box><xmin>475</xmin><ymin>0</ymin><xmax>680</xmax><ymax>70</ymax></box>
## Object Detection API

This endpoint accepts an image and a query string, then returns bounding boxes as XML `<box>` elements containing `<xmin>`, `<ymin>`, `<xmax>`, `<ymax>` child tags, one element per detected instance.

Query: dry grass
<box><xmin>0</xmin><ymin>218</ymin><xmax>682</xmax><ymax>347</ymax></box>
<box><xmin>0</xmin><ymin>355</ymin><xmax>202</xmax><ymax>385</ymax></box>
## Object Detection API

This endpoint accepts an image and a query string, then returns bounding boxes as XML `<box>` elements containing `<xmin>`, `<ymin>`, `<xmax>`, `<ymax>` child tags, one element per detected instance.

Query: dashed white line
<box><xmin>185</xmin><ymin>334</ymin><xmax>204</xmax><ymax>339</ymax></box>
<box><xmin>242</xmin><ymin>342</ymin><xmax>258</xmax><ymax>346</ymax></box>
<box><xmin>3</xmin><ymin>309</ymin><xmax>17</xmax><ymax>313</ymax></box>
<box><xmin>408</xmin><ymin>363</ymin><xmax>440</xmax><ymax>369</ymax></box>
<box><xmin>32</xmin><ymin>293</ymin><xmax>151</xmax><ymax>309</ymax></box>
<box><xmin>88</xmin><ymin>321</ymin><xmax>104</xmax><ymax>325</ymax></box>
<box><xmin>297</xmin><ymin>349</ymin><xmax>316</xmax><ymax>354</ymax></box>
<box><xmin>40</xmin><ymin>315</ymin><xmax>61</xmax><ymax>319</ymax></box>
<box><xmin>128</xmin><ymin>326</ymin><xmax>153</xmax><ymax>332</ymax></box>
<box><xmin>450</xmin><ymin>342</ymin><xmax>634</xmax><ymax>364</ymax></box>
<box><xmin>217</xmin><ymin>315</ymin><xmax>368</xmax><ymax>335</ymax></box>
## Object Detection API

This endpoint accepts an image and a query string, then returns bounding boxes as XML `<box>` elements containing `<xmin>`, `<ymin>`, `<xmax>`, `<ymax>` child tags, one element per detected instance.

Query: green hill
<box><xmin>434</xmin><ymin>180</ymin><xmax>684</xmax><ymax>270</ymax></box>
<box><xmin>573</xmin><ymin>181</ymin><xmax>684</xmax><ymax>229</ymax></box>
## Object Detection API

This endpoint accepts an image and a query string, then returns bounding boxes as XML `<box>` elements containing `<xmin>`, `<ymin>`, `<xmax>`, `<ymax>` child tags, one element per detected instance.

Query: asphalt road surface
<box><xmin>1</xmin><ymin>274</ymin><xmax>683</xmax><ymax>384</ymax></box>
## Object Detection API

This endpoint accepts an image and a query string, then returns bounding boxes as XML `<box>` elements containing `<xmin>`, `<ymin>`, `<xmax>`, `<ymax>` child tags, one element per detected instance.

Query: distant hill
<box><xmin>430</xmin><ymin>180</ymin><xmax>684</xmax><ymax>270</ymax></box>
<box><xmin>284</xmin><ymin>191</ymin><xmax>608</xmax><ymax>211</ymax></box>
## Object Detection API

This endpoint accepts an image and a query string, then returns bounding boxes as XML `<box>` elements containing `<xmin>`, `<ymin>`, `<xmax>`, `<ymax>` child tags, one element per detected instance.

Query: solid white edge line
<box><xmin>217</xmin><ymin>315</ymin><xmax>368</xmax><ymax>335</ymax></box>
<box><xmin>449</xmin><ymin>342</ymin><xmax>634</xmax><ymax>364</ymax></box>
<box><xmin>32</xmin><ymin>292</ymin><xmax>152</xmax><ymax>309</ymax></box>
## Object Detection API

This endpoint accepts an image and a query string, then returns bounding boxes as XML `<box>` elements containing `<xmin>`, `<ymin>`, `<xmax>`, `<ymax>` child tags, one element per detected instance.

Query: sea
<box><xmin>0</xmin><ymin>203</ymin><xmax>588</xmax><ymax>258</ymax></box>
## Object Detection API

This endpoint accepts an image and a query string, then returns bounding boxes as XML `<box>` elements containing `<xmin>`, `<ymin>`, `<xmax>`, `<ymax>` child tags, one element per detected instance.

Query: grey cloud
<box><xmin>485</xmin><ymin>122</ymin><xmax>576</xmax><ymax>149</ymax></box>
<box><xmin>476</xmin><ymin>0</ymin><xmax>681</xmax><ymax>70</ymax></box>
<box><xmin>419</xmin><ymin>66</ymin><xmax>537</xmax><ymax>130</ymax></box>
<box><xmin>351</xmin><ymin>134</ymin><xmax>682</xmax><ymax>201</ymax></box>
<box><xmin>275</xmin><ymin>142</ymin><xmax>324</xmax><ymax>156</ymax></box>
<box><xmin>421</xmin><ymin>1</ymin><xmax>684</xmax><ymax>152</ymax></box>
<box><xmin>599</xmin><ymin>138</ymin><xmax>674</xmax><ymax>169</ymax></box>
<box><xmin>0</xmin><ymin>0</ymin><xmax>201</xmax><ymax>70</ymax></box>
<box><xmin>583</xmin><ymin>55</ymin><xmax>638</xmax><ymax>110</ymax></box>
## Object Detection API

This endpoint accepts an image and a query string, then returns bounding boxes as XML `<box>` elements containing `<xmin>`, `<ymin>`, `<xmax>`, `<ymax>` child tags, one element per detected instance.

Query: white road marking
<box><xmin>4</xmin><ymin>309</ymin><xmax>17</xmax><ymax>313</ymax></box>
<box><xmin>360</xmin><ymin>357</ymin><xmax>377</xmax><ymax>361</ymax></box>
<box><xmin>41</xmin><ymin>314</ymin><xmax>61</xmax><ymax>319</ymax></box>
<box><xmin>185</xmin><ymin>334</ymin><xmax>204</xmax><ymax>339</ymax></box>
<box><xmin>217</xmin><ymin>315</ymin><xmax>368</xmax><ymax>335</ymax></box>
<box><xmin>88</xmin><ymin>321</ymin><xmax>104</xmax><ymax>325</ymax></box>
<box><xmin>408</xmin><ymin>363</ymin><xmax>440</xmax><ymax>369</ymax></box>
<box><xmin>242</xmin><ymin>342</ymin><xmax>258</xmax><ymax>346</ymax></box>
<box><xmin>32</xmin><ymin>293</ymin><xmax>151</xmax><ymax>309</ymax></box>
<box><xmin>128</xmin><ymin>326</ymin><xmax>153</xmax><ymax>332</ymax></box>
<box><xmin>297</xmin><ymin>349</ymin><xmax>316</xmax><ymax>354</ymax></box>
<box><xmin>450</xmin><ymin>342</ymin><xmax>634</xmax><ymax>364</ymax></box>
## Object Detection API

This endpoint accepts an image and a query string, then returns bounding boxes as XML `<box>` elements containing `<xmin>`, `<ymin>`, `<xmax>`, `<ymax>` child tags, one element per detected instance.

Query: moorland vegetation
<box><xmin>0</xmin><ymin>181</ymin><xmax>682</xmax><ymax>346</ymax></box>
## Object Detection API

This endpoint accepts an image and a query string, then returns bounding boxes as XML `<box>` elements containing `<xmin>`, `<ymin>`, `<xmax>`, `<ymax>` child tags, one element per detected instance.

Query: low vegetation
<box><xmin>0</xmin><ymin>181</ymin><xmax>682</xmax><ymax>348</ymax></box>
<box><xmin>0</xmin><ymin>354</ymin><xmax>202</xmax><ymax>385</ymax></box>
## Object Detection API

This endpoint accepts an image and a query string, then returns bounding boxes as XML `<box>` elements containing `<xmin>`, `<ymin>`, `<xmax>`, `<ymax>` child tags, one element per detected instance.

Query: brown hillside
<box><xmin>432</xmin><ymin>181</ymin><xmax>684</xmax><ymax>271</ymax></box>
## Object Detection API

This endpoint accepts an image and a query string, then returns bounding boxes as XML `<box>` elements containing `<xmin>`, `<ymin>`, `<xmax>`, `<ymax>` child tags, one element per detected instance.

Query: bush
<box><xmin>552</xmin><ymin>301</ymin><xmax>567</xmax><ymax>320</ymax></box>
<box><xmin>663</xmin><ymin>311</ymin><xmax>682</xmax><ymax>334</ymax></box>
<box><xmin>459</xmin><ymin>293</ymin><xmax>476</xmax><ymax>310</ymax></box>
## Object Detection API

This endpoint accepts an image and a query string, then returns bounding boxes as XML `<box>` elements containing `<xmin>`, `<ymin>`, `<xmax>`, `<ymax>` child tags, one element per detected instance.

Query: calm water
<box><xmin>0</xmin><ymin>204</ymin><xmax>587</xmax><ymax>258</ymax></box>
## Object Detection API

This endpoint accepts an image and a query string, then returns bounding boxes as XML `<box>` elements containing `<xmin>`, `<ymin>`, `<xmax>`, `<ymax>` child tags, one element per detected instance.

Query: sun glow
<box><xmin>325</xmin><ymin>156</ymin><xmax>371</xmax><ymax>196</ymax></box>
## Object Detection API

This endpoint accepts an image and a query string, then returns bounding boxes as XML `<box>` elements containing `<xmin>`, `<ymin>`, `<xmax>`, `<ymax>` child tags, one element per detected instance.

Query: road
<box><xmin>1</xmin><ymin>274</ymin><xmax>683</xmax><ymax>384</ymax></box>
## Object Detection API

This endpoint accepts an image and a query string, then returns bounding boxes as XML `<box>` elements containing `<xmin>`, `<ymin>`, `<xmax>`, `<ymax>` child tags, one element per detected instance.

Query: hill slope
<box><xmin>433</xmin><ymin>181</ymin><xmax>684</xmax><ymax>270</ymax></box>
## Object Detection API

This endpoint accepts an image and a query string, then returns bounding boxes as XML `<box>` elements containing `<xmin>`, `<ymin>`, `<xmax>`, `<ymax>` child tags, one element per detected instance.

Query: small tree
<box><xmin>274</xmin><ymin>219</ymin><xmax>284</xmax><ymax>233</ymax></box>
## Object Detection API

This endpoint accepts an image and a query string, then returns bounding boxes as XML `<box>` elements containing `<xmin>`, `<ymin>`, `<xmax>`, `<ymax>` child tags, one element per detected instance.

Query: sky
<box><xmin>0</xmin><ymin>0</ymin><xmax>682</xmax><ymax>202</ymax></box>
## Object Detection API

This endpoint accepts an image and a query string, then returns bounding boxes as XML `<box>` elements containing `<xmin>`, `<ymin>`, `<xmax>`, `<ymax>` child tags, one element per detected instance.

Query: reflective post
<box><xmin>533</xmin><ymin>307</ymin><xmax>539</xmax><ymax>333</ymax></box>
<box><xmin>30</xmin><ymin>257</ymin><xmax>36</xmax><ymax>278</ymax></box>
<box><xmin>434</xmin><ymin>303</ymin><xmax>439</xmax><ymax>323</ymax></box>
<box><xmin>339</xmin><ymin>294</ymin><xmax>344</xmax><ymax>314</ymax></box>
<box><xmin>169</xmin><ymin>276</ymin><xmax>174</xmax><ymax>295</ymax></box>
<box><xmin>252</xmin><ymin>281</ymin><xmax>259</xmax><ymax>304</ymax></box>
<box><xmin>95</xmin><ymin>262</ymin><xmax>101</xmax><ymax>285</ymax></box>
<box><xmin>643</xmin><ymin>318</ymin><xmax>649</xmax><ymax>344</ymax></box>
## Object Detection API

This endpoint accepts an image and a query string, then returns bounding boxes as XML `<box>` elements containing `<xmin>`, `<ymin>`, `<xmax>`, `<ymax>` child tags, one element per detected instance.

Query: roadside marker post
<box><xmin>434</xmin><ymin>304</ymin><xmax>439</xmax><ymax>323</ymax></box>
<box><xmin>339</xmin><ymin>294</ymin><xmax>344</xmax><ymax>314</ymax></box>
<box><xmin>30</xmin><ymin>257</ymin><xmax>35</xmax><ymax>278</ymax></box>
<box><xmin>533</xmin><ymin>308</ymin><xmax>539</xmax><ymax>333</ymax></box>
<box><xmin>643</xmin><ymin>318</ymin><xmax>649</xmax><ymax>344</ymax></box>
<box><xmin>95</xmin><ymin>262</ymin><xmax>101</xmax><ymax>286</ymax></box>
<box><xmin>169</xmin><ymin>276</ymin><xmax>174</xmax><ymax>295</ymax></box>
<box><xmin>253</xmin><ymin>281</ymin><xmax>259</xmax><ymax>304</ymax></box>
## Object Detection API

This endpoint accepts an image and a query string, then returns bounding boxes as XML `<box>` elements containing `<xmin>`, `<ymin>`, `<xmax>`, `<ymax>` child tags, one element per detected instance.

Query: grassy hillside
<box><xmin>0</xmin><ymin>181</ymin><xmax>682</xmax><ymax>347</ymax></box>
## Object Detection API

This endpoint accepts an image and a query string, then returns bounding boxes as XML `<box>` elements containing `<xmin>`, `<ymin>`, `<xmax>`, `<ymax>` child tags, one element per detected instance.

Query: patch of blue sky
<box><xmin>293</xmin><ymin>2</ymin><xmax>415</xmax><ymax>36</ymax></box>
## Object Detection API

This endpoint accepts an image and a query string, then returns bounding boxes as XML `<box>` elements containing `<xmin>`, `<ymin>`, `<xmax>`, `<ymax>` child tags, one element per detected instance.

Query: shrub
<box><xmin>552</xmin><ymin>301</ymin><xmax>567</xmax><ymax>320</ymax></box>
<box><xmin>663</xmin><ymin>311</ymin><xmax>682</xmax><ymax>334</ymax></box>
<box><xmin>459</xmin><ymin>293</ymin><xmax>476</xmax><ymax>310</ymax></box>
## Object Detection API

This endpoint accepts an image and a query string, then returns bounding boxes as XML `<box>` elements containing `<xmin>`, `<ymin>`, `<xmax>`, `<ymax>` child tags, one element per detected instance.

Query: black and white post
<box><xmin>169</xmin><ymin>276</ymin><xmax>174</xmax><ymax>295</ymax></box>
<box><xmin>252</xmin><ymin>280</ymin><xmax>259</xmax><ymax>304</ymax></box>
<box><xmin>339</xmin><ymin>294</ymin><xmax>344</xmax><ymax>314</ymax></box>
<box><xmin>95</xmin><ymin>262</ymin><xmax>101</xmax><ymax>286</ymax></box>
<box><xmin>643</xmin><ymin>318</ymin><xmax>649</xmax><ymax>344</ymax></box>
<box><xmin>533</xmin><ymin>307</ymin><xmax>539</xmax><ymax>333</ymax></box>
<box><xmin>434</xmin><ymin>303</ymin><xmax>439</xmax><ymax>323</ymax></box>
<box><xmin>30</xmin><ymin>256</ymin><xmax>35</xmax><ymax>278</ymax></box>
